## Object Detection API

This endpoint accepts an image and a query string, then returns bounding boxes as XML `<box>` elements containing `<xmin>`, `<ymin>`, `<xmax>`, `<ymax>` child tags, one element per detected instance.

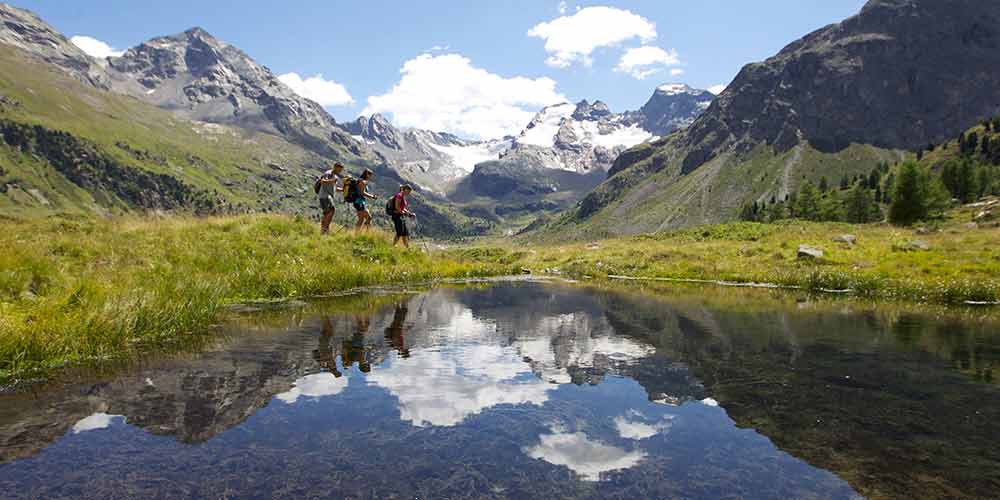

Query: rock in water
<box><xmin>797</xmin><ymin>245</ymin><xmax>825</xmax><ymax>260</ymax></box>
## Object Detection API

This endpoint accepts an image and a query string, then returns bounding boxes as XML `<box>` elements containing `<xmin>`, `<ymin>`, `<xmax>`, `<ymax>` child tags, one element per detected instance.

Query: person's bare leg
<box><xmin>355</xmin><ymin>211</ymin><xmax>364</xmax><ymax>231</ymax></box>
<box><xmin>402</xmin><ymin>236</ymin><xmax>410</xmax><ymax>248</ymax></box>
<box><xmin>393</xmin><ymin>235</ymin><xmax>401</xmax><ymax>246</ymax></box>
<box><xmin>321</xmin><ymin>210</ymin><xmax>334</xmax><ymax>235</ymax></box>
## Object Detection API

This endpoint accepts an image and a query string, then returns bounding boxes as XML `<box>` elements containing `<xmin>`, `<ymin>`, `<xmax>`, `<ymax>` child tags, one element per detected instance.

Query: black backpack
<box><xmin>313</xmin><ymin>175</ymin><xmax>323</xmax><ymax>195</ymax></box>
<box><xmin>385</xmin><ymin>196</ymin><xmax>397</xmax><ymax>216</ymax></box>
<box><xmin>342</xmin><ymin>177</ymin><xmax>358</xmax><ymax>202</ymax></box>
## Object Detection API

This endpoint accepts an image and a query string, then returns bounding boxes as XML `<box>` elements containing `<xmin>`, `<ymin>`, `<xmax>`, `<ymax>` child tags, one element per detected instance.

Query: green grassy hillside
<box><xmin>0</xmin><ymin>48</ymin><xmax>333</xmax><ymax>214</ymax></box>
<box><xmin>0</xmin><ymin>48</ymin><xmax>488</xmax><ymax>237</ymax></box>
<box><xmin>532</xmin><ymin>137</ymin><xmax>905</xmax><ymax>241</ymax></box>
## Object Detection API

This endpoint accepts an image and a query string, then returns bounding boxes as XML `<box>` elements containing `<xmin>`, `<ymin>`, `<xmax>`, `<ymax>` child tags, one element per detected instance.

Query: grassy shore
<box><xmin>3</xmin><ymin>203</ymin><xmax>999</xmax><ymax>384</ymax></box>
<box><xmin>0</xmin><ymin>214</ymin><xmax>518</xmax><ymax>384</ymax></box>
<box><xmin>493</xmin><ymin>202</ymin><xmax>1000</xmax><ymax>304</ymax></box>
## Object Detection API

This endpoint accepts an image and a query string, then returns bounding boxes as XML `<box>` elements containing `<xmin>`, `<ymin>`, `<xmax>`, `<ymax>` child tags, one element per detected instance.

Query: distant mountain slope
<box><xmin>341</xmin><ymin>86</ymin><xmax>713</xmax><ymax>230</ymax></box>
<box><xmin>0</xmin><ymin>45</ymin><xmax>332</xmax><ymax>217</ymax></box>
<box><xmin>0</xmin><ymin>3</ymin><xmax>109</xmax><ymax>88</ymax></box>
<box><xmin>0</xmin><ymin>4</ymin><xmax>487</xmax><ymax>237</ymax></box>
<box><xmin>539</xmin><ymin>0</ymin><xmax>1000</xmax><ymax>239</ymax></box>
<box><xmin>628</xmin><ymin>84</ymin><xmax>714</xmax><ymax>137</ymax></box>
<box><xmin>105</xmin><ymin>27</ymin><xmax>364</xmax><ymax>161</ymax></box>
<box><xmin>341</xmin><ymin>113</ymin><xmax>510</xmax><ymax>192</ymax></box>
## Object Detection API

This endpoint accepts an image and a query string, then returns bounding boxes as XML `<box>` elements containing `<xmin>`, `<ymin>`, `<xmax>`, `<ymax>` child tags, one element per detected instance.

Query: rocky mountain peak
<box><xmin>102</xmin><ymin>26</ymin><xmax>365</xmax><ymax>159</ymax></box>
<box><xmin>344</xmin><ymin>113</ymin><xmax>404</xmax><ymax>150</ymax></box>
<box><xmin>183</xmin><ymin>26</ymin><xmax>214</xmax><ymax>40</ymax></box>
<box><xmin>572</xmin><ymin>100</ymin><xmax>612</xmax><ymax>121</ymax></box>
<box><xmin>631</xmin><ymin>83</ymin><xmax>715</xmax><ymax>137</ymax></box>
<box><xmin>0</xmin><ymin>3</ymin><xmax>110</xmax><ymax>88</ymax></box>
<box><xmin>680</xmin><ymin>0</ymin><xmax>1000</xmax><ymax>169</ymax></box>
<box><xmin>654</xmin><ymin>83</ymin><xmax>702</xmax><ymax>96</ymax></box>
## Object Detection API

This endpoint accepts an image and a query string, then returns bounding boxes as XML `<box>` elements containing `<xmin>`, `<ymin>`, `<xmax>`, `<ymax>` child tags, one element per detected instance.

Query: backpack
<box><xmin>313</xmin><ymin>175</ymin><xmax>323</xmax><ymax>195</ymax></box>
<box><xmin>342</xmin><ymin>176</ymin><xmax>358</xmax><ymax>203</ymax></box>
<box><xmin>385</xmin><ymin>195</ymin><xmax>397</xmax><ymax>216</ymax></box>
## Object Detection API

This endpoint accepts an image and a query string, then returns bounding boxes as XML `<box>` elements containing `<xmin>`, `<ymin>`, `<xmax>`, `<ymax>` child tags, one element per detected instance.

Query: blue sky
<box><xmin>15</xmin><ymin>0</ymin><xmax>866</xmax><ymax>139</ymax></box>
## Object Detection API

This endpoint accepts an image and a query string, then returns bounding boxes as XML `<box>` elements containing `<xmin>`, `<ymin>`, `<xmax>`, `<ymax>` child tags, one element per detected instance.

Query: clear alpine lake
<box><xmin>1</xmin><ymin>281</ymin><xmax>998</xmax><ymax>499</ymax></box>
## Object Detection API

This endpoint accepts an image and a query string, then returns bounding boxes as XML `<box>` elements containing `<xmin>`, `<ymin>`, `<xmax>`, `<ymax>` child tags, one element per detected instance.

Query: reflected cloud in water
<box><xmin>614</xmin><ymin>411</ymin><xmax>675</xmax><ymax>440</ymax></box>
<box><xmin>524</xmin><ymin>425</ymin><xmax>646</xmax><ymax>481</ymax></box>
<box><xmin>71</xmin><ymin>413</ymin><xmax>125</xmax><ymax>434</ymax></box>
<box><xmin>513</xmin><ymin>312</ymin><xmax>655</xmax><ymax>384</ymax></box>
<box><xmin>276</xmin><ymin>372</ymin><xmax>350</xmax><ymax>404</ymax></box>
<box><xmin>366</xmin><ymin>307</ymin><xmax>552</xmax><ymax>427</ymax></box>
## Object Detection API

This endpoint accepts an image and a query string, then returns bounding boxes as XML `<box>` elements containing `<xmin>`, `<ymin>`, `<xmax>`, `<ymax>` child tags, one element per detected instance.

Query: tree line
<box><xmin>740</xmin><ymin>117</ymin><xmax>1000</xmax><ymax>226</ymax></box>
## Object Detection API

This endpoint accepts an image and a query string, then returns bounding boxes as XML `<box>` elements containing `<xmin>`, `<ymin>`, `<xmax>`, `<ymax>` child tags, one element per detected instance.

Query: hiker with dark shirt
<box><xmin>313</xmin><ymin>316</ymin><xmax>343</xmax><ymax>377</ymax></box>
<box><xmin>343</xmin><ymin>315</ymin><xmax>374</xmax><ymax>373</ymax></box>
<box><xmin>387</xmin><ymin>184</ymin><xmax>416</xmax><ymax>248</ymax></box>
<box><xmin>352</xmin><ymin>169</ymin><xmax>379</xmax><ymax>231</ymax></box>
<box><xmin>317</xmin><ymin>162</ymin><xmax>344</xmax><ymax>235</ymax></box>
<box><xmin>384</xmin><ymin>304</ymin><xmax>411</xmax><ymax>358</ymax></box>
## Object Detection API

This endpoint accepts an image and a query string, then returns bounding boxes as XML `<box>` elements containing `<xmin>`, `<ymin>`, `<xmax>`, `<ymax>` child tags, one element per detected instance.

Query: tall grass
<box><xmin>0</xmin><ymin>214</ymin><xmax>516</xmax><ymax>382</ymax></box>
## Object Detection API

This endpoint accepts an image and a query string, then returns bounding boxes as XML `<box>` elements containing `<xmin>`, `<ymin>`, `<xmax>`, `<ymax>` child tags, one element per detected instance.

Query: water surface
<box><xmin>1</xmin><ymin>282</ymin><xmax>998</xmax><ymax>499</ymax></box>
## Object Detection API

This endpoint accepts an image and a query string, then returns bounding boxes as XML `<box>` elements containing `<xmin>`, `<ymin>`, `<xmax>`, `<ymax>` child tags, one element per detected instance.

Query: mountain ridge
<box><xmin>535</xmin><ymin>0</ymin><xmax>1000</xmax><ymax>239</ymax></box>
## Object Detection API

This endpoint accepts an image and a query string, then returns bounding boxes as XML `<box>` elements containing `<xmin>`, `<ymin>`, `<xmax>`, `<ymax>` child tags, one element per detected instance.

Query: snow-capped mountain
<box><xmin>341</xmin><ymin>114</ymin><xmax>510</xmax><ymax>191</ymax></box>
<box><xmin>632</xmin><ymin>83</ymin><xmax>715</xmax><ymax>136</ymax></box>
<box><xmin>503</xmin><ymin>99</ymin><xmax>653</xmax><ymax>174</ymax></box>
<box><xmin>347</xmin><ymin>83</ymin><xmax>714</xmax><ymax>191</ymax></box>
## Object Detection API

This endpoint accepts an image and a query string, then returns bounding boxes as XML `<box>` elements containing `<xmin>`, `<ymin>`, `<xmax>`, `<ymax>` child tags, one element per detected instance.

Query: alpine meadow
<box><xmin>2</xmin><ymin>2</ymin><xmax>1000</xmax><ymax>499</ymax></box>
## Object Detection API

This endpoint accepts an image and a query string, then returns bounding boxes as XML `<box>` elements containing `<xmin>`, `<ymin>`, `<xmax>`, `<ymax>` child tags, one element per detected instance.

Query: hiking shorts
<box><xmin>392</xmin><ymin>215</ymin><xmax>409</xmax><ymax>237</ymax></box>
<box><xmin>352</xmin><ymin>198</ymin><xmax>367</xmax><ymax>213</ymax></box>
<box><xmin>320</xmin><ymin>196</ymin><xmax>335</xmax><ymax>213</ymax></box>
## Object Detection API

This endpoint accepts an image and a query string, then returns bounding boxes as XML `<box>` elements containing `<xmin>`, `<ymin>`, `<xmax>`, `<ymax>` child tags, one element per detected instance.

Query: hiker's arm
<box><xmin>319</xmin><ymin>177</ymin><xmax>337</xmax><ymax>185</ymax></box>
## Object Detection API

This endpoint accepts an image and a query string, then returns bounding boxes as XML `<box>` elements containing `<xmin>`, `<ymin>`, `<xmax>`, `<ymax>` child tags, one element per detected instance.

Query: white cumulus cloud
<box><xmin>557</xmin><ymin>1</ymin><xmax>568</xmax><ymax>14</ymax></box>
<box><xmin>363</xmin><ymin>53</ymin><xmax>566</xmax><ymax>140</ymax></box>
<box><xmin>528</xmin><ymin>6</ymin><xmax>657</xmax><ymax>68</ymax></box>
<box><xmin>615</xmin><ymin>46</ymin><xmax>681</xmax><ymax>80</ymax></box>
<box><xmin>70</xmin><ymin>35</ymin><xmax>124</xmax><ymax>59</ymax></box>
<box><xmin>278</xmin><ymin>72</ymin><xmax>354</xmax><ymax>107</ymax></box>
<box><xmin>670</xmin><ymin>68</ymin><xmax>685</xmax><ymax>77</ymax></box>
<box><xmin>708</xmin><ymin>84</ymin><xmax>728</xmax><ymax>95</ymax></box>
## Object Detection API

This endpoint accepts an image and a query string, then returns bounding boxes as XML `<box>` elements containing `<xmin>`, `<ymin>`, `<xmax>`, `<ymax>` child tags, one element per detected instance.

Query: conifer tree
<box><xmin>889</xmin><ymin>161</ymin><xmax>928</xmax><ymax>225</ymax></box>
<box><xmin>889</xmin><ymin>161</ymin><xmax>948</xmax><ymax>225</ymax></box>
<box><xmin>796</xmin><ymin>181</ymin><xmax>821</xmax><ymax>221</ymax></box>
<box><xmin>846</xmin><ymin>182</ymin><xmax>877</xmax><ymax>223</ymax></box>
<box><xmin>868</xmin><ymin>168</ymin><xmax>881</xmax><ymax>189</ymax></box>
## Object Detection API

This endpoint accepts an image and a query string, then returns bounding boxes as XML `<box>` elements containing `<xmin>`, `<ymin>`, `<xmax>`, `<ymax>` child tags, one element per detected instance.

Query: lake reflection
<box><xmin>1</xmin><ymin>282</ymin><xmax>998</xmax><ymax>499</ymax></box>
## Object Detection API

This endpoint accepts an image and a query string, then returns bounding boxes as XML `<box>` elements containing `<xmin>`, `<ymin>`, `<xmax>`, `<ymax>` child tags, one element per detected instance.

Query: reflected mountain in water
<box><xmin>1</xmin><ymin>282</ymin><xmax>998</xmax><ymax>499</ymax></box>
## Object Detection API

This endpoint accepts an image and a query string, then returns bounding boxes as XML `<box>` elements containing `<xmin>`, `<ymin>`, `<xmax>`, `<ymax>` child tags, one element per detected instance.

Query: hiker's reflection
<box><xmin>385</xmin><ymin>304</ymin><xmax>410</xmax><ymax>358</ymax></box>
<box><xmin>313</xmin><ymin>317</ymin><xmax>343</xmax><ymax>377</ymax></box>
<box><xmin>342</xmin><ymin>315</ymin><xmax>373</xmax><ymax>373</ymax></box>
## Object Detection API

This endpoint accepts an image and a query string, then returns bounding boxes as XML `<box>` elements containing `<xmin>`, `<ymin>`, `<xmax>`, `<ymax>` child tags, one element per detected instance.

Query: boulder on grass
<box><xmin>797</xmin><ymin>245</ymin><xmax>824</xmax><ymax>260</ymax></box>
<box><xmin>833</xmin><ymin>234</ymin><xmax>857</xmax><ymax>245</ymax></box>
<box><xmin>895</xmin><ymin>240</ymin><xmax>931</xmax><ymax>252</ymax></box>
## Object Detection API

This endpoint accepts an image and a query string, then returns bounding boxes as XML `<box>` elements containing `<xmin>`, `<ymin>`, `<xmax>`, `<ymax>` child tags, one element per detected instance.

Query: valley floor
<box><xmin>2</xmin><ymin>203</ymin><xmax>999</xmax><ymax>385</ymax></box>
